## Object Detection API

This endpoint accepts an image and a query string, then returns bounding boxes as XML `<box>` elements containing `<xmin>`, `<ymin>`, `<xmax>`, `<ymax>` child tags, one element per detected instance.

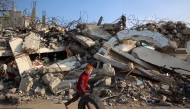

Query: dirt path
<box><xmin>0</xmin><ymin>98</ymin><xmax>187</xmax><ymax>109</ymax></box>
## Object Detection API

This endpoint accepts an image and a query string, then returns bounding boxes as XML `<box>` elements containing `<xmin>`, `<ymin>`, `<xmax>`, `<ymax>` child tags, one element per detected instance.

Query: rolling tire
<box><xmin>78</xmin><ymin>94</ymin><xmax>105</xmax><ymax>109</ymax></box>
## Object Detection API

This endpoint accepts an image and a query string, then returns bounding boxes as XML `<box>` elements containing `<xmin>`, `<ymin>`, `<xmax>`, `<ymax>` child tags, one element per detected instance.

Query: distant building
<box><xmin>0</xmin><ymin>4</ymin><xmax>23</xmax><ymax>27</ymax></box>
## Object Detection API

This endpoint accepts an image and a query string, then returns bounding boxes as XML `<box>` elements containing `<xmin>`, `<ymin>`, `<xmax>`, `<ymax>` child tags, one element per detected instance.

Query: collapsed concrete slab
<box><xmin>82</xmin><ymin>24</ymin><xmax>112</xmax><ymax>40</ymax></box>
<box><xmin>9</xmin><ymin>38</ymin><xmax>33</xmax><ymax>76</ymax></box>
<box><xmin>160</xmin><ymin>48</ymin><xmax>188</xmax><ymax>60</ymax></box>
<box><xmin>102</xmin><ymin>42</ymin><xmax>157</xmax><ymax>70</ymax></box>
<box><xmin>18</xmin><ymin>76</ymin><xmax>33</xmax><ymax>92</ymax></box>
<box><xmin>132</xmin><ymin>47</ymin><xmax>190</xmax><ymax>75</ymax></box>
<box><xmin>94</xmin><ymin>53</ymin><xmax>134</xmax><ymax>71</ymax></box>
<box><xmin>116</xmin><ymin>30</ymin><xmax>177</xmax><ymax>49</ymax></box>
<box><xmin>51</xmin><ymin>80</ymin><xmax>72</xmax><ymax>94</ymax></box>
<box><xmin>71</xmin><ymin>34</ymin><xmax>95</xmax><ymax>48</ymax></box>
<box><xmin>43</xmin><ymin>55</ymin><xmax>81</xmax><ymax>73</ymax></box>
<box><xmin>22</xmin><ymin>32</ymin><xmax>40</xmax><ymax>52</ymax></box>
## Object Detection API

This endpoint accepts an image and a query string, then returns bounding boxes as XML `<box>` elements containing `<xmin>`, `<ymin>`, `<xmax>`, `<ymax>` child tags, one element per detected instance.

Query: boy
<box><xmin>64</xmin><ymin>64</ymin><xmax>93</xmax><ymax>109</ymax></box>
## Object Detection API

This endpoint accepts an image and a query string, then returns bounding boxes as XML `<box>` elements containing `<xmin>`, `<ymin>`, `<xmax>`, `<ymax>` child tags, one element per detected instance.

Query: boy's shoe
<box><xmin>64</xmin><ymin>103</ymin><xmax>69</xmax><ymax>109</ymax></box>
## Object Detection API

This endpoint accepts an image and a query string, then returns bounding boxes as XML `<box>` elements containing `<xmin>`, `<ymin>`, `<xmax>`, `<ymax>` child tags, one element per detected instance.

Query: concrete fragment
<box><xmin>8</xmin><ymin>88</ymin><xmax>17</xmax><ymax>94</ymax></box>
<box><xmin>116</xmin><ymin>39</ymin><xmax>137</xmax><ymax>52</ymax></box>
<box><xmin>103</xmin><ymin>42</ymin><xmax>157</xmax><ymax>70</ymax></box>
<box><xmin>49</xmin><ymin>77</ymin><xmax>61</xmax><ymax>93</ymax></box>
<box><xmin>42</xmin><ymin>73</ymin><xmax>54</xmax><ymax>85</ymax></box>
<box><xmin>44</xmin><ymin>55</ymin><xmax>81</xmax><ymax>72</ymax></box>
<box><xmin>71</xmin><ymin>34</ymin><xmax>95</xmax><ymax>48</ymax></box>
<box><xmin>97</xmin><ymin>63</ymin><xmax>115</xmax><ymax>76</ymax></box>
<box><xmin>82</xmin><ymin>24</ymin><xmax>112</xmax><ymax>40</ymax></box>
<box><xmin>51</xmin><ymin>80</ymin><xmax>72</xmax><ymax>94</ymax></box>
<box><xmin>132</xmin><ymin>47</ymin><xmax>190</xmax><ymax>75</ymax></box>
<box><xmin>161</xmin><ymin>84</ymin><xmax>169</xmax><ymax>90</ymax></box>
<box><xmin>9</xmin><ymin>38</ymin><xmax>33</xmax><ymax>76</ymax></box>
<box><xmin>19</xmin><ymin>76</ymin><xmax>33</xmax><ymax>92</ymax></box>
<box><xmin>116</xmin><ymin>30</ymin><xmax>177</xmax><ymax>49</ymax></box>
<box><xmin>161</xmin><ymin>48</ymin><xmax>188</xmax><ymax>60</ymax></box>
<box><xmin>118</xmin><ymin>81</ymin><xmax>127</xmax><ymax>88</ymax></box>
<box><xmin>22</xmin><ymin>32</ymin><xmax>40</xmax><ymax>52</ymax></box>
<box><xmin>94</xmin><ymin>53</ymin><xmax>134</xmax><ymax>71</ymax></box>
<box><xmin>35</xmin><ymin>86</ymin><xmax>46</xmax><ymax>96</ymax></box>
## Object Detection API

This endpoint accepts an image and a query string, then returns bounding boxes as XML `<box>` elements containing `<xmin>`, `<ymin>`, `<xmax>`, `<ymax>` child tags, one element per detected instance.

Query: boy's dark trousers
<box><xmin>65</xmin><ymin>90</ymin><xmax>91</xmax><ymax>109</ymax></box>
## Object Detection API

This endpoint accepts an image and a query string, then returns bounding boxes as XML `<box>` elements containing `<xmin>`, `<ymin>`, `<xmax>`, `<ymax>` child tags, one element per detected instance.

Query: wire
<box><xmin>175</xmin><ymin>11</ymin><xmax>190</xmax><ymax>20</ymax></box>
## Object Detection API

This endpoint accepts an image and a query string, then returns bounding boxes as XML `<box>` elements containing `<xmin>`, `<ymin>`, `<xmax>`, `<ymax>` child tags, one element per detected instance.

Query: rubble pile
<box><xmin>135</xmin><ymin>21</ymin><xmax>190</xmax><ymax>48</ymax></box>
<box><xmin>0</xmin><ymin>12</ymin><xmax>190</xmax><ymax>108</ymax></box>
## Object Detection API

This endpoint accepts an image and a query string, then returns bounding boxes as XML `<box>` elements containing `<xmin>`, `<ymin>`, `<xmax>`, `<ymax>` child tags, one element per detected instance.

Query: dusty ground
<box><xmin>0</xmin><ymin>98</ymin><xmax>188</xmax><ymax>109</ymax></box>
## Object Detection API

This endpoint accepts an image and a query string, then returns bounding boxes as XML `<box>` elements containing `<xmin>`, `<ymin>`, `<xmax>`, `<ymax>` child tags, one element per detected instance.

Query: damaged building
<box><xmin>1</xmin><ymin>2</ymin><xmax>190</xmax><ymax>108</ymax></box>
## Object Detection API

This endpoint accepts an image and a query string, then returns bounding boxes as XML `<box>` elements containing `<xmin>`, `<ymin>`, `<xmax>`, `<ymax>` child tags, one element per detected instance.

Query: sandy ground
<box><xmin>0</xmin><ymin>98</ymin><xmax>188</xmax><ymax>109</ymax></box>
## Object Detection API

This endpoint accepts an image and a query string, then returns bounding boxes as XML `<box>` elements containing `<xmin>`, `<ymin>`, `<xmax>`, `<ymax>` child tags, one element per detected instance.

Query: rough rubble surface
<box><xmin>0</xmin><ymin>8</ymin><xmax>190</xmax><ymax>108</ymax></box>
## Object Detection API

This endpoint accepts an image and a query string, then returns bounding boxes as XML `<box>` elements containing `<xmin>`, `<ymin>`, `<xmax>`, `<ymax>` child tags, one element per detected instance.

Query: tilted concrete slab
<box><xmin>94</xmin><ymin>53</ymin><xmax>133</xmax><ymax>71</ymax></box>
<box><xmin>84</xmin><ymin>24</ymin><xmax>112</xmax><ymax>40</ymax></box>
<box><xmin>102</xmin><ymin>42</ymin><xmax>157</xmax><ymax>70</ymax></box>
<box><xmin>44</xmin><ymin>55</ymin><xmax>81</xmax><ymax>72</ymax></box>
<box><xmin>71</xmin><ymin>34</ymin><xmax>95</xmax><ymax>48</ymax></box>
<box><xmin>116</xmin><ymin>30</ymin><xmax>177</xmax><ymax>49</ymax></box>
<box><xmin>9</xmin><ymin>38</ymin><xmax>33</xmax><ymax>76</ymax></box>
<box><xmin>132</xmin><ymin>47</ymin><xmax>190</xmax><ymax>75</ymax></box>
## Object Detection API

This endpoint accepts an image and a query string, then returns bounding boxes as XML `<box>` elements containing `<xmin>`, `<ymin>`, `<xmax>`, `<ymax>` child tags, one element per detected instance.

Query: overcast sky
<box><xmin>13</xmin><ymin>0</ymin><xmax>190</xmax><ymax>26</ymax></box>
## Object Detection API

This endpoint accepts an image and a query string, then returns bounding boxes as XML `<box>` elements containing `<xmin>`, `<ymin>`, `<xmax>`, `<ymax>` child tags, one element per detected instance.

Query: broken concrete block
<box><xmin>19</xmin><ymin>76</ymin><xmax>33</xmax><ymax>92</ymax></box>
<box><xmin>161</xmin><ymin>84</ymin><xmax>169</xmax><ymax>90</ymax></box>
<box><xmin>71</xmin><ymin>34</ymin><xmax>95</xmax><ymax>48</ymax></box>
<box><xmin>49</xmin><ymin>77</ymin><xmax>61</xmax><ymax>93</ymax></box>
<box><xmin>45</xmin><ymin>55</ymin><xmax>81</xmax><ymax>72</ymax></box>
<box><xmin>82</xmin><ymin>24</ymin><xmax>112</xmax><ymax>40</ymax></box>
<box><xmin>22</xmin><ymin>32</ymin><xmax>40</xmax><ymax>52</ymax></box>
<box><xmin>94</xmin><ymin>53</ymin><xmax>133</xmax><ymax>71</ymax></box>
<box><xmin>35</xmin><ymin>86</ymin><xmax>46</xmax><ymax>96</ymax></box>
<box><xmin>51</xmin><ymin>80</ymin><xmax>72</xmax><ymax>94</ymax></box>
<box><xmin>9</xmin><ymin>38</ymin><xmax>33</xmax><ymax>77</ymax></box>
<box><xmin>42</xmin><ymin>73</ymin><xmax>54</xmax><ymax>85</ymax></box>
<box><xmin>132</xmin><ymin>47</ymin><xmax>190</xmax><ymax>75</ymax></box>
<box><xmin>116</xmin><ymin>30</ymin><xmax>177</xmax><ymax>49</ymax></box>
<box><xmin>186</xmin><ymin>41</ymin><xmax>190</xmax><ymax>55</ymax></box>
<box><xmin>8</xmin><ymin>88</ymin><xmax>17</xmax><ymax>94</ymax></box>
<box><xmin>98</xmin><ymin>63</ymin><xmax>115</xmax><ymax>76</ymax></box>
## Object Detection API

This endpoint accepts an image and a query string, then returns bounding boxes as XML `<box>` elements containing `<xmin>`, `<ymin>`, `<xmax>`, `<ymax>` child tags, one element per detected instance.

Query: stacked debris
<box><xmin>1</xmin><ymin>13</ymin><xmax>190</xmax><ymax>108</ymax></box>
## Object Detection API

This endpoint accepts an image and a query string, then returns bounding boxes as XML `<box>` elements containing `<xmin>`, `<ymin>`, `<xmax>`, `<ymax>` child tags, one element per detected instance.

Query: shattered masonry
<box><xmin>1</xmin><ymin>3</ymin><xmax>190</xmax><ymax>108</ymax></box>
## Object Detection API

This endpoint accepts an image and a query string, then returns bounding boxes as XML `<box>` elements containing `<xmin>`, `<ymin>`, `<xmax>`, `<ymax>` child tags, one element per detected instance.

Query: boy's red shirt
<box><xmin>76</xmin><ymin>71</ymin><xmax>89</xmax><ymax>94</ymax></box>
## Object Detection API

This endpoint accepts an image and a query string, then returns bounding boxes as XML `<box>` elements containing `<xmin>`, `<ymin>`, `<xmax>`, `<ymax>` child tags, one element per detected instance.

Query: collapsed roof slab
<box><xmin>84</xmin><ymin>24</ymin><xmax>112</xmax><ymax>40</ymax></box>
<box><xmin>9</xmin><ymin>38</ymin><xmax>33</xmax><ymax>76</ymax></box>
<box><xmin>116</xmin><ymin>30</ymin><xmax>177</xmax><ymax>50</ymax></box>
<box><xmin>94</xmin><ymin>53</ymin><xmax>133</xmax><ymax>71</ymax></box>
<box><xmin>132</xmin><ymin>47</ymin><xmax>190</xmax><ymax>75</ymax></box>
<box><xmin>102</xmin><ymin>42</ymin><xmax>157</xmax><ymax>70</ymax></box>
<box><xmin>43</xmin><ymin>55</ymin><xmax>81</xmax><ymax>73</ymax></box>
<box><xmin>71</xmin><ymin>34</ymin><xmax>95</xmax><ymax>48</ymax></box>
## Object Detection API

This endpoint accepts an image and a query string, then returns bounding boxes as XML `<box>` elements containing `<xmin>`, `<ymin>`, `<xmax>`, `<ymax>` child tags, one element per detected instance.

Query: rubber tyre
<box><xmin>78</xmin><ymin>94</ymin><xmax>105</xmax><ymax>109</ymax></box>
